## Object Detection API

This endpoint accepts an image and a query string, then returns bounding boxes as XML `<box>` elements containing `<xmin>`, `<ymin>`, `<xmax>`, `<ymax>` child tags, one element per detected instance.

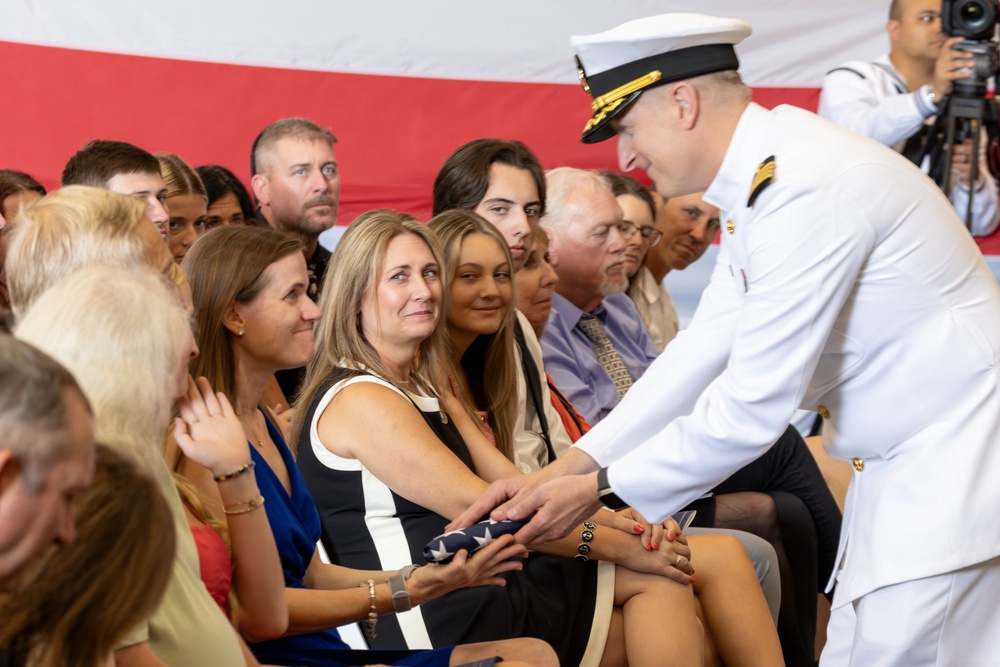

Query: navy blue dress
<box><xmin>246</xmin><ymin>413</ymin><xmax>456</xmax><ymax>667</ymax></box>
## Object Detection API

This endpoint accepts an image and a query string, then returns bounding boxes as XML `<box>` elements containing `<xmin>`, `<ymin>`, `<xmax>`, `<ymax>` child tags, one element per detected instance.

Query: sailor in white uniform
<box><xmin>453</xmin><ymin>13</ymin><xmax>1000</xmax><ymax>665</ymax></box>
<box><xmin>819</xmin><ymin>0</ymin><xmax>1000</xmax><ymax>236</ymax></box>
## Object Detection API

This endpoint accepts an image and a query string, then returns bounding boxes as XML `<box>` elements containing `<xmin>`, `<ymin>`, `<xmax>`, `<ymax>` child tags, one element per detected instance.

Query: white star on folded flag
<box><xmin>423</xmin><ymin>514</ymin><xmax>535</xmax><ymax>563</ymax></box>
<box><xmin>473</xmin><ymin>527</ymin><xmax>494</xmax><ymax>547</ymax></box>
<box><xmin>428</xmin><ymin>540</ymin><xmax>454</xmax><ymax>562</ymax></box>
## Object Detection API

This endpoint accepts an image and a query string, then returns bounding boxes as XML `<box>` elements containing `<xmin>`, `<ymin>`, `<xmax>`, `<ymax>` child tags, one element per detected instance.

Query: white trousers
<box><xmin>820</xmin><ymin>554</ymin><xmax>1000</xmax><ymax>666</ymax></box>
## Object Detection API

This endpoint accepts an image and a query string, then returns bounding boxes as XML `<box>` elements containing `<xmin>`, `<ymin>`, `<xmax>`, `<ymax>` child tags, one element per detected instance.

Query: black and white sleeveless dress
<box><xmin>297</xmin><ymin>368</ymin><xmax>615</xmax><ymax>667</ymax></box>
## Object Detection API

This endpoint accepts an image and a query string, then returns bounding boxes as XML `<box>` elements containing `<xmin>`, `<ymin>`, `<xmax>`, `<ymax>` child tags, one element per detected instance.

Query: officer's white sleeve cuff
<box><xmin>916</xmin><ymin>85</ymin><xmax>939</xmax><ymax>118</ymax></box>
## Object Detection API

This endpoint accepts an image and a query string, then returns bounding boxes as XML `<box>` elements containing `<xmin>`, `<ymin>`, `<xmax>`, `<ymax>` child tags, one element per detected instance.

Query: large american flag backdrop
<box><xmin>4</xmin><ymin>0</ymin><xmax>999</xmax><ymax>268</ymax></box>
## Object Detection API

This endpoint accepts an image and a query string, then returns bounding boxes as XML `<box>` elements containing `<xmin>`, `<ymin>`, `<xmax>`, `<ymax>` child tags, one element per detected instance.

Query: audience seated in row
<box><xmin>291</xmin><ymin>209</ymin><xmax>782</xmax><ymax>666</ymax></box>
<box><xmin>0</xmin><ymin>116</ymin><xmax>847</xmax><ymax>666</ymax></box>
<box><xmin>180</xmin><ymin>224</ymin><xmax>555</xmax><ymax>667</ymax></box>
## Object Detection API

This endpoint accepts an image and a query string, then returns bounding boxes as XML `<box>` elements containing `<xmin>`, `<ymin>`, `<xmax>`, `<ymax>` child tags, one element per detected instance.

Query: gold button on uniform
<box><xmin>852</xmin><ymin>458</ymin><xmax>865</xmax><ymax>472</ymax></box>
<box><xmin>818</xmin><ymin>405</ymin><xmax>831</xmax><ymax>419</ymax></box>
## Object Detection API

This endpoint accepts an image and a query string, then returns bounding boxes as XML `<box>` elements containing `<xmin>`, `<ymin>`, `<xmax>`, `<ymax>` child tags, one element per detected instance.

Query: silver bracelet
<box><xmin>387</xmin><ymin>564</ymin><xmax>419</xmax><ymax>613</ymax></box>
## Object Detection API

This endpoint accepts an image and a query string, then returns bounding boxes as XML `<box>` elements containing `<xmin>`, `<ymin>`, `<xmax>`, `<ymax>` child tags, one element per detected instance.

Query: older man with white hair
<box><xmin>540</xmin><ymin>167</ymin><xmax>658</xmax><ymax>424</ymax></box>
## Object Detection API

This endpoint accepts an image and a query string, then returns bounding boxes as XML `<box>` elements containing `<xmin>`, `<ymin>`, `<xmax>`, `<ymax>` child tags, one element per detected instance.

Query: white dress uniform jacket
<box><xmin>577</xmin><ymin>102</ymin><xmax>1000</xmax><ymax>607</ymax></box>
<box><xmin>818</xmin><ymin>53</ymin><xmax>1000</xmax><ymax>237</ymax></box>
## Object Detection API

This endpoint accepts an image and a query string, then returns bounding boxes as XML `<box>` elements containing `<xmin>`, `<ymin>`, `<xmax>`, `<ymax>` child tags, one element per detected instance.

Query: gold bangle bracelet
<box><xmin>359</xmin><ymin>579</ymin><xmax>377</xmax><ymax>640</ymax></box>
<box><xmin>222</xmin><ymin>495</ymin><xmax>265</xmax><ymax>515</ymax></box>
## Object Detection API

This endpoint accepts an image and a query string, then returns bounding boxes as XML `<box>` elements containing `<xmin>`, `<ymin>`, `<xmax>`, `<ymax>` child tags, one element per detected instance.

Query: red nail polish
<box><xmin>634</xmin><ymin>523</ymin><xmax>644</xmax><ymax>533</ymax></box>
<box><xmin>644</xmin><ymin>542</ymin><xmax>652</xmax><ymax>551</ymax></box>
<box><xmin>651</xmin><ymin>541</ymin><xmax>659</xmax><ymax>550</ymax></box>
<box><xmin>668</xmin><ymin>533</ymin><xmax>675</xmax><ymax>541</ymax></box>
<box><xmin>691</xmin><ymin>568</ymin><xmax>695</xmax><ymax>574</ymax></box>
<box><xmin>690</xmin><ymin>577</ymin><xmax>696</xmax><ymax>584</ymax></box>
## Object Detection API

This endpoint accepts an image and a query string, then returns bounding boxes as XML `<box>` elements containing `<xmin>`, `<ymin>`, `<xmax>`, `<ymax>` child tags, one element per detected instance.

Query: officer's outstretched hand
<box><xmin>932</xmin><ymin>36</ymin><xmax>975</xmax><ymax>98</ymax></box>
<box><xmin>447</xmin><ymin>449</ymin><xmax>603</xmax><ymax>545</ymax></box>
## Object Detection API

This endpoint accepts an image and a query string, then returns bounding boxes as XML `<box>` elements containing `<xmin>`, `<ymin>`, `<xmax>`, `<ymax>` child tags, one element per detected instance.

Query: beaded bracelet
<box><xmin>576</xmin><ymin>520</ymin><xmax>597</xmax><ymax>562</ymax></box>
<box><xmin>222</xmin><ymin>495</ymin><xmax>265</xmax><ymax>515</ymax></box>
<box><xmin>359</xmin><ymin>579</ymin><xmax>377</xmax><ymax>640</ymax></box>
<box><xmin>213</xmin><ymin>460</ymin><xmax>255</xmax><ymax>482</ymax></box>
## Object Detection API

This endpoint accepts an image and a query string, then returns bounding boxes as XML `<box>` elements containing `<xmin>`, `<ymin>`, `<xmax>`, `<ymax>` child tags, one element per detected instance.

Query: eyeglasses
<box><xmin>616</xmin><ymin>222</ymin><xmax>663</xmax><ymax>246</ymax></box>
<box><xmin>640</xmin><ymin>226</ymin><xmax>663</xmax><ymax>246</ymax></box>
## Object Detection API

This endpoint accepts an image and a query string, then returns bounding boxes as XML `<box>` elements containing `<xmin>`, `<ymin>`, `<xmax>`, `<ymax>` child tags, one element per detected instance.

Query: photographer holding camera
<box><xmin>819</xmin><ymin>0</ymin><xmax>1000</xmax><ymax>237</ymax></box>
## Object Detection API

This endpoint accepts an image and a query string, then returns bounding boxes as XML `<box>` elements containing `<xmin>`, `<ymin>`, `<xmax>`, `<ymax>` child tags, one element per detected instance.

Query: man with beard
<box><xmin>250</xmin><ymin>118</ymin><xmax>340</xmax><ymax>398</ymax></box>
<box><xmin>539</xmin><ymin>167</ymin><xmax>657</xmax><ymax>424</ymax></box>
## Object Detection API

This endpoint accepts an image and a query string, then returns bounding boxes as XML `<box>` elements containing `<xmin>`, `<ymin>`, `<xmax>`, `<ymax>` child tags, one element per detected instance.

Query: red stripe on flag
<box><xmin>3</xmin><ymin>40</ymin><xmax>997</xmax><ymax>251</ymax></box>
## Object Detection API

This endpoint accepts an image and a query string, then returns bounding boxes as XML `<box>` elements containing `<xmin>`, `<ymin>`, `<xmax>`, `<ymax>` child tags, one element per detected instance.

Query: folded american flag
<box><xmin>423</xmin><ymin>517</ymin><xmax>530</xmax><ymax>564</ymax></box>
<box><xmin>424</xmin><ymin>510</ymin><xmax>697</xmax><ymax>564</ymax></box>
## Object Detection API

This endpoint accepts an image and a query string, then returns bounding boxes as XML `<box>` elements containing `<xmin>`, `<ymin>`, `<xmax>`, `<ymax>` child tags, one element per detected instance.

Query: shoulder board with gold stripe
<box><xmin>748</xmin><ymin>155</ymin><xmax>776</xmax><ymax>207</ymax></box>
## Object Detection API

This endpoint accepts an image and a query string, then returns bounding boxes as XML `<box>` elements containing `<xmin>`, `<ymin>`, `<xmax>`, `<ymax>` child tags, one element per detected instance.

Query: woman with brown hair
<box><xmin>0</xmin><ymin>445</ymin><xmax>175</xmax><ymax>667</ymax></box>
<box><xmin>429</xmin><ymin>210</ymin><xmax>519</xmax><ymax>461</ymax></box>
<box><xmin>182</xmin><ymin>224</ymin><xmax>552</xmax><ymax>667</ymax></box>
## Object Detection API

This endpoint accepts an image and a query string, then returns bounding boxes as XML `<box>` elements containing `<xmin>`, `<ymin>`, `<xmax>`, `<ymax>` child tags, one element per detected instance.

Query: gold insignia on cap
<box><xmin>748</xmin><ymin>156</ymin><xmax>776</xmax><ymax>208</ymax></box>
<box><xmin>575</xmin><ymin>56</ymin><xmax>592</xmax><ymax>96</ymax></box>
<box><xmin>591</xmin><ymin>70</ymin><xmax>662</xmax><ymax>112</ymax></box>
<box><xmin>726</xmin><ymin>220</ymin><xmax>735</xmax><ymax>235</ymax></box>
<box><xmin>583</xmin><ymin>97</ymin><xmax>628</xmax><ymax>133</ymax></box>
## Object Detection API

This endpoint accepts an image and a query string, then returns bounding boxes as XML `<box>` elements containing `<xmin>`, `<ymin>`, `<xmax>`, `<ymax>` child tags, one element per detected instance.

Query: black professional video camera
<box><xmin>943</xmin><ymin>0</ymin><xmax>998</xmax><ymax>40</ymax></box>
<box><xmin>942</xmin><ymin>0</ymin><xmax>999</xmax><ymax>92</ymax></box>
<box><xmin>919</xmin><ymin>0</ymin><xmax>1000</xmax><ymax>228</ymax></box>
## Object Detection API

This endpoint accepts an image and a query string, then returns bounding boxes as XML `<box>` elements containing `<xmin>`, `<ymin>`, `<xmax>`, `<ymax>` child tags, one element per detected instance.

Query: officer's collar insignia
<box><xmin>726</xmin><ymin>220</ymin><xmax>735</xmax><ymax>235</ymax></box>
<box><xmin>748</xmin><ymin>155</ymin><xmax>776</xmax><ymax>207</ymax></box>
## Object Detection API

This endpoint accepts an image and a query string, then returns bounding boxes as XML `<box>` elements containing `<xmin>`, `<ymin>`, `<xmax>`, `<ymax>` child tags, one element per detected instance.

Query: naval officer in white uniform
<box><xmin>451</xmin><ymin>13</ymin><xmax>1000</xmax><ymax>665</ymax></box>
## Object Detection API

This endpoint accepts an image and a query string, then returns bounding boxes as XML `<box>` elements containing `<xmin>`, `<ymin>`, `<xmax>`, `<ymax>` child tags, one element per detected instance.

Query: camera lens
<box><xmin>962</xmin><ymin>2</ymin><xmax>985</xmax><ymax>22</ymax></box>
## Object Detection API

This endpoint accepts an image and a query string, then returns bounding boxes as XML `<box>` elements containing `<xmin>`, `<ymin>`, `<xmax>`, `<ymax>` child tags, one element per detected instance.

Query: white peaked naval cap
<box><xmin>571</xmin><ymin>14</ymin><xmax>752</xmax><ymax>143</ymax></box>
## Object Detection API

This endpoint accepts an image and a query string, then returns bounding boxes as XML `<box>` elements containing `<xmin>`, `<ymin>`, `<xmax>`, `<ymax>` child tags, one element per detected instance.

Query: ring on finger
<box><xmin>675</xmin><ymin>554</ymin><xmax>682</xmax><ymax>566</ymax></box>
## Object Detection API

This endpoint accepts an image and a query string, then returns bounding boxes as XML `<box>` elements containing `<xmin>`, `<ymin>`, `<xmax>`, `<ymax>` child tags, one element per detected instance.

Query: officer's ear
<box><xmin>887</xmin><ymin>18</ymin><xmax>901</xmax><ymax>46</ymax></box>
<box><xmin>672</xmin><ymin>82</ymin><xmax>700</xmax><ymax>130</ymax></box>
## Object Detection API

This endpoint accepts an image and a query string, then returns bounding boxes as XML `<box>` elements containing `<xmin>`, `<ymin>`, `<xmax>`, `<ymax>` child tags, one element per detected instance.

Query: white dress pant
<box><xmin>820</xmin><ymin>553</ymin><xmax>1000</xmax><ymax>666</ymax></box>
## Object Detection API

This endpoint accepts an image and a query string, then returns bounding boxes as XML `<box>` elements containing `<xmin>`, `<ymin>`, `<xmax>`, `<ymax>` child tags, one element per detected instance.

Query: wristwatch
<box><xmin>387</xmin><ymin>564</ymin><xmax>419</xmax><ymax>613</ymax></box>
<box><xmin>596</xmin><ymin>467</ymin><xmax>629</xmax><ymax>511</ymax></box>
<box><xmin>921</xmin><ymin>84</ymin><xmax>943</xmax><ymax>111</ymax></box>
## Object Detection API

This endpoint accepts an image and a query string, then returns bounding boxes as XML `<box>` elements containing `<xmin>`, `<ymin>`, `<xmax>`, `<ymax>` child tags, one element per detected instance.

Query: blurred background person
<box><xmin>16</xmin><ymin>266</ymin><xmax>256</xmax><ymax>666</ymax></box>
<box><xmin>157</xmin><ymin>153</ymin><xmax>209</xmax><ymax>263</ymax></box>
<box><xmin>0</xmin><ymin>170</ymin><xmax>45</xmax><ymax>229</ymax></box>
<box><xmin>0</xmin><ymin>335</ymin><xmax>94</xmax><ymax>594</ymax></box>
<box><xmin>0</xmin><ymin>445</ymin><xmax>174</xmax><ymax>667</ymax></box>
<box><xmin>197</xmin><ymin>165</ymin><xmax>259</xmax><ymax>229</ymax></box>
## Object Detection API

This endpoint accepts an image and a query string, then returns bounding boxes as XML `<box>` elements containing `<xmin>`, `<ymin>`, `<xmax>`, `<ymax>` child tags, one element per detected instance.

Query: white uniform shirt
<box><xmin>819</xmin><ymin>53</ymin><xmax>1000</xmax><ymax>236</ymax></box>
<box><xmin>576</xmin><ymin>103</ymin><xmax>1000</xmax><ymax>606</ymax></box>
